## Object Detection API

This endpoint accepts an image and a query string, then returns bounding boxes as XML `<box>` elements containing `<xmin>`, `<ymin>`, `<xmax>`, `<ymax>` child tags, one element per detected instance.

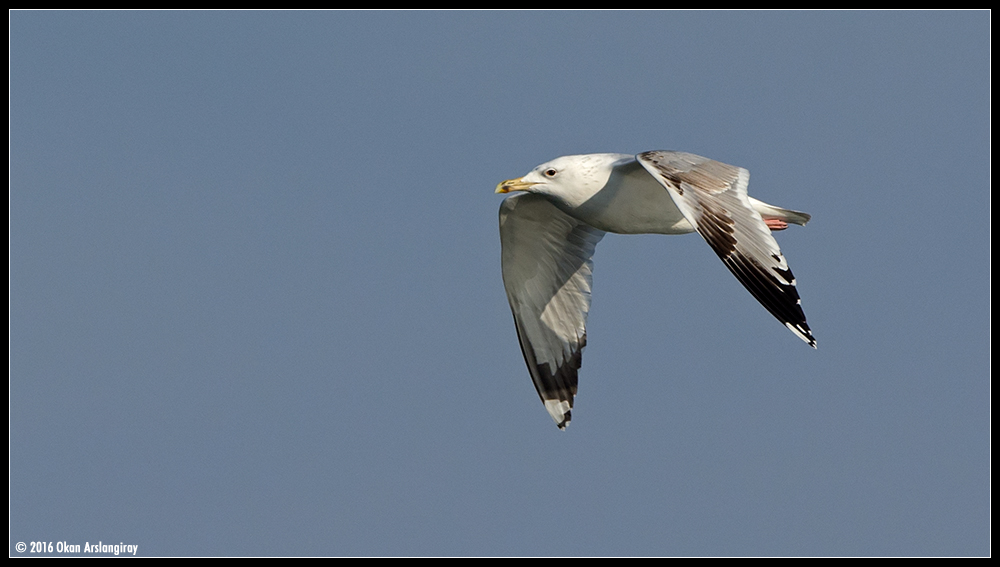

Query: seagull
<box><xmin>496</xmin><ymin>151</ymin><xmax>815</xmax><ymax>430</ymax></box>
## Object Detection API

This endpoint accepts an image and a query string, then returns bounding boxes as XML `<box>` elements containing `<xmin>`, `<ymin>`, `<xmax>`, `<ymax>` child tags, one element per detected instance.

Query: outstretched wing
<box><xmin>636</xmin><ymin>151</ymin><xmax>816</xmax><ymax>347</ymax></box>
<box><xmin>499</xmin><ymin>193</ymin><xmax>606</xmax><ymax>429</ymax></box>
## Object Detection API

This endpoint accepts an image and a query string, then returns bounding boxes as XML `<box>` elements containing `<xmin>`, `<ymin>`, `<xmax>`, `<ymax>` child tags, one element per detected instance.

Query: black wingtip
<box><xmin>556</xmin><ymin>412</ymin><xmax>570</xmax><ymax>430</ymax></box>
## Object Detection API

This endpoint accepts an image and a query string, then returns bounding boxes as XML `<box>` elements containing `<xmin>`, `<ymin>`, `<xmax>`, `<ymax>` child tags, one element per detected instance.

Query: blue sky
<box><xmin>10</xmin><ymin>11</ymin><xmax>989</xmax><ymax>556</ymax></box>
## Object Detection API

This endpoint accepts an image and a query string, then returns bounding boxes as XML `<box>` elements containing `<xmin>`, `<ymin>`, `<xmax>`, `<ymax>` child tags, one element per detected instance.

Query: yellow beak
<box><xmin>495</xmin><ymin>177</ymin><xmax>539</xmax><ymax>194</ymax></box>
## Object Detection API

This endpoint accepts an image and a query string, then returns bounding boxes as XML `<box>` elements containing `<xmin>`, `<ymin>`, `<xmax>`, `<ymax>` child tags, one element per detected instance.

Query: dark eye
<box><xmin>544</xmin><ymin>168</ymin><xmax>557</xmax><ymax>177</ymax></box>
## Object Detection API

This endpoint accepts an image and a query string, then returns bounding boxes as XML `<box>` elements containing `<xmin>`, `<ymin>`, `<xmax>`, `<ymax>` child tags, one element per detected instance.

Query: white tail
<box><xmin>749</xmin><ymin>197</ymin><xmax>811</xmax><ymax>226</ymax></box>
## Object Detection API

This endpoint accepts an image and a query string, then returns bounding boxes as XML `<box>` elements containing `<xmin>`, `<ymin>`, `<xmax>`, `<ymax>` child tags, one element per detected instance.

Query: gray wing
<box><xmin>499</xmin><ymin>193</ymin><xmax>606</xmax><ymax>429</ymax></box>
<box><xmin>636</xmin><ymin>151</ymin><xmax>816</xmax><ymax>347</ymax></box>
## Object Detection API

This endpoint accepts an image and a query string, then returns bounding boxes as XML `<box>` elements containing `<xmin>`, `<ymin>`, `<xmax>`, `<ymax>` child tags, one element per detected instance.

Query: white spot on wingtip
<box><xmin>785</xmin><ymin>322</ymin><xmax>816</xmax><ymax>348</ymax></box>
<box><xmin>544</xmin><ymin>399</ymin><xmax>572</xmax><ymax>429</ymax></box>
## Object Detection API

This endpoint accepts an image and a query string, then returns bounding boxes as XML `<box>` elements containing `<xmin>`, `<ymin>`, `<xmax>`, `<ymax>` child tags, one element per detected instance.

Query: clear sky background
<box><xmin>10</xmin><ymin>11</ymin><xmax>989</xmax><ymax>557</ymax></box>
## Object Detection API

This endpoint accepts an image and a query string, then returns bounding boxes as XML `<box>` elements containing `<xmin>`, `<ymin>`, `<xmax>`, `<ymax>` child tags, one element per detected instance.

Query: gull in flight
<box><xmin>496</xmin><ymin>151</ymin><xmax>815</xmax><ymax>429</ymax></box>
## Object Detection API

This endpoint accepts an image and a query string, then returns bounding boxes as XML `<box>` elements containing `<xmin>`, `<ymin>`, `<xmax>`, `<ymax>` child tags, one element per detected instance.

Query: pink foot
<box><xmin>764</xmin><ymin>218</ymin><xmax>789</xmax><ymax>231</ymax></box>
